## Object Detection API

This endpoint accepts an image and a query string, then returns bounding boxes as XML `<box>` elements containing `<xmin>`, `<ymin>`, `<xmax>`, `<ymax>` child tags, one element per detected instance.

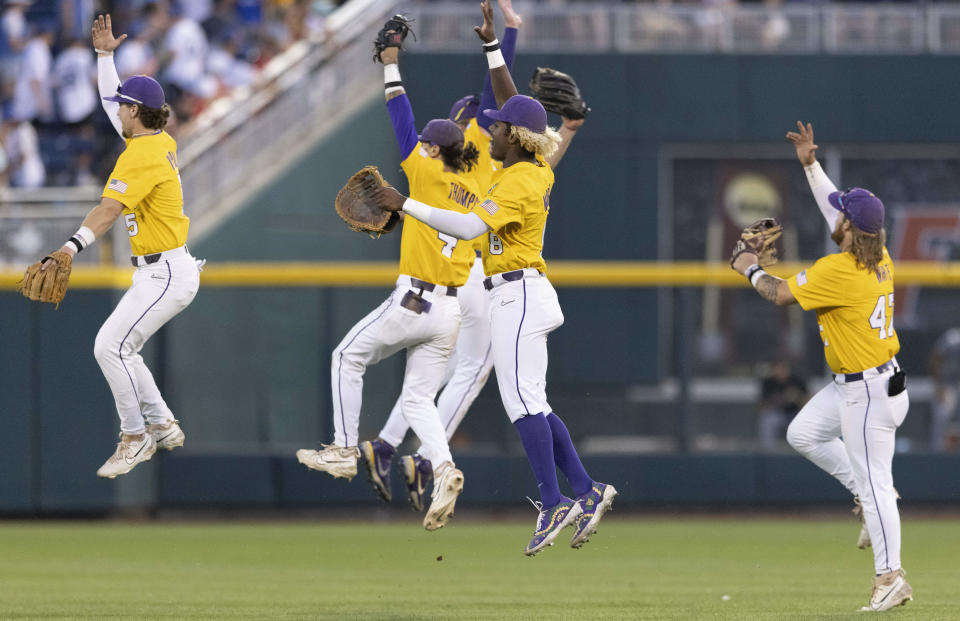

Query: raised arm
<box><xmin>379</xmin><ymin>47</ymin><xmax>418</xmax><ymax>159</ymax></box>
<box><xmin>786</xmin><ymin>121</ymin><xmax>839</xmax><ymax>230</ymax></box>
<box><xmin>476</xmin><ymin>0</ymin><xmax>520</xmax><ymax>132</ymax></box>
<box><xmin>475</xmin><ymin>0</ymin><xmax>517</xmax><ymax>108</ymax></box>
<box><xmin>545</xmin><ymin>117</ymin><xmax>584</xmax><ymax>169</ymax></box>
<box><xmin>92</xmin><ymin>14</ymin><xmax>127</xmax><ymax>139</ymax></box>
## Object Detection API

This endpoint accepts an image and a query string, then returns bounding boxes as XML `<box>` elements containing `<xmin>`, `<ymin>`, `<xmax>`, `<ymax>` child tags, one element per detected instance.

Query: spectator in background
<box><xmin>928</xmin><ymin>327</ymin><xmax>960</xmax><ymax>452</ymax></box>
<box><xmin>757</xmin><ymin>361</ymin><xmax>808</xmax><ymax>452</ymax></box>
<box><xmin>162</xmin><ymin>4</ymin><xmax>209</xmax><ymax>94</ymax></box>
<box><xmin>59</xmin><ymin>0</ymin><xmax>94</xmax><ymax>43</ymax></box>
<box><xmin>52</xmin><ymin>36</ymin><xmax>96</xmax><ymax>184</ymax></box>
<box><xmin>115</xmin><ymin>19</ymin><xmax>158</xmax><ymax>78</ymax></box>
<box><xmin>207</xmin><ymin>26</ymin><xmax>255</xmax><ymax>89</ymax></box>
<box><xmin>202</xmin><ymin>0</ymin><xmax>239</xmax><ymax>43</ymax></box>
<box><xmin>9</xmin><ymin>20</ymin><xmax>55</xmax><ymax>124</ymax></box>
<box><xmin>2</xmin><ymin>0</ymin><xmax>30</xmax><ymax>55</ymax></box>
<box><xmin>2</xmin><ymin>115</ymin><xmax>45</xmax><ymax>187</ymax></box>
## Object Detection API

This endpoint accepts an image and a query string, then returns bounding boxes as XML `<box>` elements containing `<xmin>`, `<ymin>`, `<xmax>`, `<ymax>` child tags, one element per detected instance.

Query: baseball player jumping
<box><xmin>363</xmin><ymin>0</ymin><xmax>587</xmax><ymax>514</ymax></box>
<box><xmin>295</xmin><ymin>20</ymin><xmax>483</xmax><ymax>531</ymax></box>
<box><xmin>372</xmin><ymin>0</ymin><xmax>616</xmax><ymax>556</ymax></box>
<box><xmin>18</xmin><ymin>15</ymin><xmax>200</xmax><ymax>478</ymax></box>
<box><xmin>731</xmin><ymin>121</ymin><xmax>912</xmax><ymax>611</ymax></box>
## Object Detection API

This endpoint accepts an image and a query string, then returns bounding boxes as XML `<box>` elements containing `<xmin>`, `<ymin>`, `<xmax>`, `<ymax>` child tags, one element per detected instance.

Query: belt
<box><xmin>483</xmin><ymin>268</ymin><xmax>543</xmax><ymax>291</ymax></box>
<box><xmin>131</xmin><ymin>245</ymin><xmax>188</xmax><ymax>267</ymax></box>
<box><xmin>397</xmin><ymin>275</ymin><xmax>458</xmax><ymax>297</ymax></box>
<box><xmin>834</xmin><ymin>360</ymin><xmax>895</xmax><ymax>384</ymax></box>
<box><xmin>475</xmin><ymin>249</ymin><xmax>482</xmax><ymax>258</ymax></box>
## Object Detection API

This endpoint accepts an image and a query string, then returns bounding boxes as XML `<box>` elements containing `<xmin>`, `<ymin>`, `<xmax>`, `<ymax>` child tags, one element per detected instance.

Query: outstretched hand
<box><xmin>474</xmin><ymin>0</ymin><xmax>496</xmax><ymax>43</ymax></box>
<box><xmin>92</xmin><ymin>14</ymin><xmax>127</xmax><ymax>52</ymax></box>
<box><xmin>786</xmin><ymin>120</ymin><xmax>818</xmax><ymax>167</ymax></box>
<box><xmin>498</xmin><ymin>0</ymin><xmax>522</xmax><ymax>28</ymax></box>
<box><xmin>373</xmin><ymin>185</ymin><xmax>406</xmax><ymax>212</ymax></box>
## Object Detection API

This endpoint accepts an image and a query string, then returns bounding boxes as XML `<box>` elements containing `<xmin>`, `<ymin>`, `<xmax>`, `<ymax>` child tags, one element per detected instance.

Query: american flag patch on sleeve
<box><xmin>108</xmin><ymin>178</ymin><xmax>128</xmax><ymax>194</ymax></box>
<box><xmin>480</xmin><ymin>199</ymin><xmax>499</xmax><ymax>215</ymax></box>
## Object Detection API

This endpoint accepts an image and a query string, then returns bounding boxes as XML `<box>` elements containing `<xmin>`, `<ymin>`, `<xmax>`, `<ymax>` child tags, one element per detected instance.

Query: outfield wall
<box><xmin>3</xmin><ymin>54</ymin><xmax>960</xmax><ymax>513</ymax></box>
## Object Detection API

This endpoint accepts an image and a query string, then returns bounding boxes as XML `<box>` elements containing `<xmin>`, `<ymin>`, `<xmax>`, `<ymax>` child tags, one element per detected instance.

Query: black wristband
<box><xmin>384</xmin><ymin>81</ymin><xmax>403</xmax><ymax>89</ymax></box>
<box><xmin>67</xmin><ymin>237</ymin><xmax>84</xmax><ymax>253</ymax></box>
<box><xmin>745</xmin><ymin>264</ymin><xmax>762</xmax><ymax>280</ymax></box>
<box><xmin>482</xmin><ymin>42</ymin><xmax>500</xmax><ymax>52</ymax></box>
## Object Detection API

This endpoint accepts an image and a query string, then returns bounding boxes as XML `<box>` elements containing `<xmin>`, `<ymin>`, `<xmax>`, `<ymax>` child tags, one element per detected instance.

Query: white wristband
<box><xmin>384</xmin><ymin>63</ymin><xmax>403</xmax><ymax>95</ymax></box>
<box><xmin>748</xmin><ymin>266</ymin><xmax>766</xmax><ymax>288</ymax></box>
<box><xmin>401</xmin><ymin>197</ymin><xmax>433</xmax><ymax>223</ymax></box>
<box><xmin>75</xmin><ymin>226</ymin><xmax>95</xmax><ymax>247</ymax></box>
<box><xmin>486</xmin><ymin>49</ymin><xmax>505</xmax><ymax>70</ymax></box>
<box><xmin>94</xmin><ymin>48</ymin><xmax>113</xmax><ymax>55</ymax></box>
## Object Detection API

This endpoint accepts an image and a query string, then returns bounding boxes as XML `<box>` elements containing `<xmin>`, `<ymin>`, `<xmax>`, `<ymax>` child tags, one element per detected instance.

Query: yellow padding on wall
<box><xmin>1</xmin><ymin>261</ymin><xmax>960</xmax><ymax>289</ymax></box>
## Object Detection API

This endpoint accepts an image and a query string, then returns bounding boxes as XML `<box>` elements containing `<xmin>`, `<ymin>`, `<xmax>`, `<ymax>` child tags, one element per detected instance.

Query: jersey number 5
<box><xmin>869</xmin><ymin>293</ymin><xmax>895</xmax><ymax>340</ymax></box>
<box><xmin>124</xmin><ymin>213</ymin><xmax>139</xmax><ymax>237</ymax></box>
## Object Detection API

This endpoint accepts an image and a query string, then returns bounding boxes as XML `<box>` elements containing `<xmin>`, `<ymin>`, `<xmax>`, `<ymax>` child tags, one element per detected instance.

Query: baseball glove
<box><xmin>18</xmin><ymin>250</ymin><xmax>73</xmax><ymax>308</ymax></box>
<box><xmin>373</xmin><ymin>14</ymin><xmax>415</xmax><ymax>62</ymax></box>
<box><xmin>335</xmin><ymin>166</ymin><xmax>400</xmax><ymax>238</ymax></box>
<box><xmin>730</xmin><ymin>218</ymin><xmax>783</xmax><ymax>267</ymax></box>
<box><xmin>529</xmin><ymin>67</ymin><xmax>590</xmax><ymax>120</ymax></box>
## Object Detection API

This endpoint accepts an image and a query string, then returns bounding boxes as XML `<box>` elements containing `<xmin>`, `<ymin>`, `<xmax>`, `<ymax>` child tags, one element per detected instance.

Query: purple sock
<box><xmin>546</xmin><ymin>412</ymin><xmax>593</xmax><ymax>497</ymax></box>
<box><xmin>514</xmin><ymin>413</ymin><xmax>562</xmax><ymax>507</ymax></box>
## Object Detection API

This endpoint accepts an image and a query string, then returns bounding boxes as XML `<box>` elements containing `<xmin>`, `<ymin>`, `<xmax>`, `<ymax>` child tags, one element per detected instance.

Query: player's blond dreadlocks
<box><xmin>851</xmin><ymin>226</ymin><xmax>886</xmax><ymax>275</ymax></box>
<box><xmin>510</xmin><ymin>125</ymin><xmax>562</xmax><ymax>158</ymax></box>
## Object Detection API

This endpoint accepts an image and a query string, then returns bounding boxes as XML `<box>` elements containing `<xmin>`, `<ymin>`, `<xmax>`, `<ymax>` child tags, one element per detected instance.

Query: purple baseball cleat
<box><xmin>524</xmin><ymin>497</ymin><xmax>583</xmax><ymax>556</ymax></box>
<box><xmin>570</xmin><ymin>482</ymin><xmax>618</xmax><ymax>549</ymax></box>
<box><xmin>359</xmin><ymin>438</ymin><xmax>396</xmax><ymax>503</ymax></box>
<box><xmin>399</xmin><ymin>454</ymin><xmax>433</xmax><ymax>512</ymax></box>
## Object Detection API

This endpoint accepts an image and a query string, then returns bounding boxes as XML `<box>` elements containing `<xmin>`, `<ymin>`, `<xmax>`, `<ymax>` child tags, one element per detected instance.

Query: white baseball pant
<box><xmin>379</xmin><ymin>255</ymin><xmax>493</xmax><ymax>447</ymax></box>
<box><xmin>94</xmin><ymin>247</ymin><xmax>199</xmax><ymax>436</ymax></box>
<box><xmin>331</xmin><ymin>276</ymin><xmax>460</xmax><ymax>466</ymax></box>
<box><xmin>487</xmin><ymin>271</ymin><xmax>563</xmax><ymax>422</ymax></box>
<box><xmin>787</xmin><ymin>366</ymin><xmax>908</xmax><ymax>574</ymax></box>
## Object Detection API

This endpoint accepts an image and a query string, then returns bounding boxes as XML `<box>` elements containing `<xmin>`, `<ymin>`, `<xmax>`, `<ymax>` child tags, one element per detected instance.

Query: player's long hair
<box><xmin>439</xmin><ymin>140</ymin><xmax>480</xmax><ymax>173</ymax></box>
<box><xmin>510</xmin><ymin>125</ymin><xmax>562</xmax><ymax>158</ymax></box>
<box><xmin>850</xmin><ymin>226</ymin><xmax>886</xmax><ymax>274</ymax></box>
<box><xmin>137</xmin><ymin>103</ymin><xmax>172</xmax><ymax>130</ymax></box>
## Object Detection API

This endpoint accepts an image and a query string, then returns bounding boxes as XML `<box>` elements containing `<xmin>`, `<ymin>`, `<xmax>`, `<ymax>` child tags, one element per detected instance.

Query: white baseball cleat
<box><xmin>423</xmin><ymin>463</ymin><xmax>464</xmax><ymax>531</ymax></box>
<box><xmin>859</xmin><ymin>569</ymin><xmax>912</xmax><ymax>612</ymax></box>
<box><xmin>148</xmin><ymin>419</ymin><xmax>185</xmax><ymax>451</ymax></box>
<box><xmin>296</xmin><ymin>445</ymin><xmax>359</xmax><ymax>480</ymax></box>
<box><xmin>96</xmin><ymin>433</ymin><xmax>157</xmax><ymax>479</ymax></box>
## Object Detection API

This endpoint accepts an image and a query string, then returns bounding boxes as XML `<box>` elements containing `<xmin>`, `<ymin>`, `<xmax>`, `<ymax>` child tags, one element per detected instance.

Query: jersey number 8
<box><xmin>869</xmin><ymin>293</ymin><xmax>895</xmax><ymax>340</ymax></box>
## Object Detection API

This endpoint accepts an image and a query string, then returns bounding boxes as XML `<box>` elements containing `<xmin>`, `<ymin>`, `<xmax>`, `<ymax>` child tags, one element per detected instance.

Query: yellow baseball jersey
<box><xmin>102</xmin><ymin>131</ymin><xmax>188</xmax><ymax>256</ymax></box>
<box><xmin>787</xmin><ymin>248</ymin><xmax>899</xmax><ymax>374</ymax></box>
<box><xmin>400</xmin><ymin>145</ymin><xmax>480</xmax><ymax>287</ymax></box>
<box><xmin>471</xmin><ymin>156</ymin><xmax>553</xmax><ymax>275</ymax></box>
<box><xmin>462</xmin><ymin>118</ymin><xmax>496</xmax><ymax>254</ymax></box>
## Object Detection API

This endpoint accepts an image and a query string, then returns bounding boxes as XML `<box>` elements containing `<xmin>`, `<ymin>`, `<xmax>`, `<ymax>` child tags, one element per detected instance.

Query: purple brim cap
<box><xmin>828</xmin><ymin>188</ymin><xmax>884</xmax><ymax>233</ymax></box>
<box><xmin>103</xmin><ymin>75</ymin><xmax>165</xmax><ymax>109</ymax></box>
<box><xmin>419</xmin><ymin>118</ymin><xmax>464</xmax><ymax>148</ymax></box>
<box><xmin>482</xmin><ymin>95</ymin><xmax>547</xmax><ymax>133</ymax></box>
<box><xmin>449</xmin><ymin>95</ymin><xmax>479</xmax><ymax>123</ymax></box>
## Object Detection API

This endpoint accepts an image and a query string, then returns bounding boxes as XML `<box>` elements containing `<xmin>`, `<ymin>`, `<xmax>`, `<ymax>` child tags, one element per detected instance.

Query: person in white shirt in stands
<box><xmin>115</xmin><ymin>20</ymin><xmax>158</xmax><ymax>79</ymax></box>
<box><xmin>52</xmin><ymin>38</ymin><xmax>98</xmax><ymax>124</ymax></box>
<box><xmin>162</xmin><ymin>7</ymin><xmax>209</xmax><ymax>94</ymax></box>
<box><xmin>9</xmin><ymin>22</ymin><xmax>56</xmax><ymax>124</ymax></box>
<box><xmin>3</xmin><ymin>118</ymin><xmax>45</xmax><ymax>188</ymax></box>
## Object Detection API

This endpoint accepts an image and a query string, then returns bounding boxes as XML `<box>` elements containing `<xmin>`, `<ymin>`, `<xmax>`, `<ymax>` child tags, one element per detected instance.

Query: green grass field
<box><xmin>0</xmin><ymin>515</ymin><xmax>956</xmax><ymax>620</ymax></box>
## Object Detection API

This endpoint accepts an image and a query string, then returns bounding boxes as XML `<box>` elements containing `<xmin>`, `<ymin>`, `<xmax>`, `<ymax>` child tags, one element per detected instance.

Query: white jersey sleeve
<box><xmin>97</xmin><ymin>54</ymin><xmax>124</xmax><ymax>139</ymax></box>
<box><xmin>804</xmin><ymin>161</ymin><xmax>840</xmax><ymax>231</ymax></box>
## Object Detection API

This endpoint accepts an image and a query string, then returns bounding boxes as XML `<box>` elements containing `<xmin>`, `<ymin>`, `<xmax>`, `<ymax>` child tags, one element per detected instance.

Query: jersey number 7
<box><xmin>869</xmin><ymin>293</ymin><xmax>895</xmax><ymax>340</ymax></box>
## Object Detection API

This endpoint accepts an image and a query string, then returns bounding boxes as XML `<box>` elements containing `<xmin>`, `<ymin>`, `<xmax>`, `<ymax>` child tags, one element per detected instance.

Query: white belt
<box><xmin>131</xmin><ymin>245</ymin><xmax>189</xmax><ymax>267</ymax></box>
<box><xmin>396</xmin><ymin>275</ymin><xmax>459</xmax><ymax>297</ymax></box>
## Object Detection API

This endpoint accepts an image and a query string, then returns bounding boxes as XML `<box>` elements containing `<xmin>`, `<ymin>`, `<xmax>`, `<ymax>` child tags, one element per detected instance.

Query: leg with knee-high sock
<box><xmin>546</xmin><ymin>412</ymin><xmax>593</xmax><ymax>497</ymax></box>
<box><xmin>514</xmin><ymin>413</ymin><xmax>563</xmax><ymax>507</ymax></box>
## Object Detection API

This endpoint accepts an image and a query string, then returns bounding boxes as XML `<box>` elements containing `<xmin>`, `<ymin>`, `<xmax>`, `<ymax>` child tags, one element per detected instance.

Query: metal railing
<box><xmin>406</xmin><ymin>2</ymin><xmax>960</xmax><ymax>55</ymax></box>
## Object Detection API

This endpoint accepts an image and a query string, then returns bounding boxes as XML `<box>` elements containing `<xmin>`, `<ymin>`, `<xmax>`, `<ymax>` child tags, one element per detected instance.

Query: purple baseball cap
<box><xmin>828</xmin><ymin>188</ymin><xmax>885</xmax><ymax>233</ymax></box>
<box><xmin>103</xmin><ymin>75</ymin><xmax>165</xmax><ymax>109</ymax></box>
<box><xmin>482</xmin><ymin>95</ymin><xmax>547</xmax><ymax>133</ymax></box>
<box><xmin>419</xmin><ymin>119</ymin><xmax>464</xmax><ymax>148</ymax></box>
<box><xmin>449</xmin><ymin>95</ymin><xmax>479</xmax><ymax>123</ymax></box>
